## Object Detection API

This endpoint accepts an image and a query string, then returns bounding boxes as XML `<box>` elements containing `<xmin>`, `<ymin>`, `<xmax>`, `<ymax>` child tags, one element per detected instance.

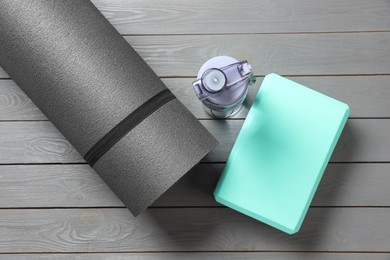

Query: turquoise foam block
<box><xmin>214</xmin><ymin>73</ymin><xmax>350</xmax><ymax>234</ymax></box>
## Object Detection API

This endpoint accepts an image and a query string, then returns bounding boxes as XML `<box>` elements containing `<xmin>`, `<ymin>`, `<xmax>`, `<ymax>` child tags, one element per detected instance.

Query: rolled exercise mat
<box><xmin>0</xmin><ymin>0</ymin><xmax>217</xmax><ymax>216</ymax></box>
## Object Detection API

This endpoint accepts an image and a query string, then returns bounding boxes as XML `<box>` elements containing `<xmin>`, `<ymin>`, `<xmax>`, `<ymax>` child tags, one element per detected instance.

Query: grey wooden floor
<box><xmin>0</xmin><ymin>0</ymin><xmax>390</xmax><ymax>259</ymax></box>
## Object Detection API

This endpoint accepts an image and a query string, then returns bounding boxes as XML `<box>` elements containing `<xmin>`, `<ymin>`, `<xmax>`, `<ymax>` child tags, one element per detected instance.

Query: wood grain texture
<box><xmin>0</xmin><ymin>80</ymin><xmax>44</xmax><ymax>120</ymax></box>
<box><xmin>202</xmin><ymin>119</ymin><xmax>390</xmax><ymax>163</ymax></box>
<box><xmin>124</xmin><ymin>33</ymin><xmax>390</xmax><ymax>77</ymax></box>
<box><xmin>0</xmin><ymin>208</ymin><xmax>388</xmax><ymax>252</ymax></box>
<box><xmin>0</xmin><ymin>163</ymin><xmax>389</xmax><ymax>208</ymax></box>
<box><xmin>1</xmin><ymin>32</ymin><xmax>390</xmax><ymax>78</ymax></box>
<box><xmin>0</xmin><ymin>122</ymin><xmax>83</xmax><ymax>164</ymax></box>
<box><xmin>1</xmin><ymin>252</ymin><xmax>389</xmax><ymax>260</ymax></box>
<box><xmin>1</xmin><ymin>75</ymin><xmax>390</xmax><ymax>120</ymax></box>
<box><xmin>0</xmin><ymin>70</ymin><xmax>7</xmax><ymax>79</ymax></box>
<box><xmin>167</xmin><ymin>76</ymin><xmax>390</xmax><ymax>119</ymax></box>
<box><xmin>0</xmin><ymin>0</ymin><xmax>389</xmax><ymax>257</ymax></box>
<box><xmin>0</xmin><ymin>119</ymin><xmax>389</xmax><ymax>163</ymax></box>
<box><xmin>0</xmin><ymin>164</ymin><xmax>121</xmax><ymax>208</ymax></box>
<box><xmin>91</xmin><ymin>0</ymin><xmax>390</xmax><ymax>35</ymax></box>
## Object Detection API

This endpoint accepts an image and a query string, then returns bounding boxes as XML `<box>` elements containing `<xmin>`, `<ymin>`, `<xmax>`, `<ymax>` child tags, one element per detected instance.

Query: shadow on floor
<box><xmin>145</xmin><ymin>120</ymin><xmax>358</xmax><ymax>251</ymax></box>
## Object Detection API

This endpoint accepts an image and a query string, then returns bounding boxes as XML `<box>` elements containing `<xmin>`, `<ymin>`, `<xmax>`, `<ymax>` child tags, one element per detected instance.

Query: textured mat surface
<box><xmin>0</xmin><ymin>0</ymin><xmax>217</xmax><ymax>216</ymax></box>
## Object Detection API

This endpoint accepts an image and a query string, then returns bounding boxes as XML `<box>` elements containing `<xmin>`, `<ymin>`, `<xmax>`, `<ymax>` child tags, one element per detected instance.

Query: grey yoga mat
<box><xmin>0</xmin><ymin>0</ymin><xmax>217</xmax><ymax>216</ymax></box>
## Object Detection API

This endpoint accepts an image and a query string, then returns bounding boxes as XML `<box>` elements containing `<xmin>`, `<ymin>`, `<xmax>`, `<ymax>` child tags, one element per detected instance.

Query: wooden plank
<box><xmin>1</xmin><ymin>33</ymin><xmax>390</xmax><ymax>78</ymax></box>
<box><xmin>311</xmin><ymin>163</ymin><xmax>390</xmax><ymax>207</ymax></box>
<box><xmin>0</xmin><ymin>70</ymin><xmax>7</xmax><ymax>79</ymax></box>
<box><xmin>0</xmin><ymin>164</ymin><xmax>121</xmax><ymax>208</ymax></box>
<box><xmin>0</xmin><ymin>119</ymin><xmax>389</xmax><ymax>163</ymax></box>
<box><xmin>0</xmin><ymin>80</ymin><xmax>44</xmax><ymax>120</ymax></box>
<box><xmin>2</xmin><ymin>75</ymin><xmax>390</xmax><ymax>120</ymax></box>
<box><xmin>202</xmin><ymin>119</ymin><xmax>390</xmax><ymax>163</ymax></box>
<box><xmin>0</xmin><ymin>163</ymin><xmax>389</xmax><ymax>208</ymax></box>
<box><xmin>1</xmin><ymin>252</ymin><xmax>389</xmax><ymax>260</ymax></box>
<box><xmin>0</xmin><ymin>208</ymin><xmax>388</xmax><ymax>252</ymax></box>
<box><xmin>0</xmin><ymin>121</ymin><xmax>83</xmax><ymax>164</ymax></box>
<box><xmin>91</xmin><ymin>0</ymin><xmax>390</xmax><ymax>35</ymax></box>
<box><xmin>166</xmin><ymin>76</ymin><xmax>390</xmax><ymax>119</ymax></box>
<box><xmin>123</xmin><ymin>33</ymin><xmax>390</xmax><ymax>76</ymax></box>
<box><xmin>158</xmin><ymin>163</ymin><xmax>390</xmax><ymax>207</ymax></box>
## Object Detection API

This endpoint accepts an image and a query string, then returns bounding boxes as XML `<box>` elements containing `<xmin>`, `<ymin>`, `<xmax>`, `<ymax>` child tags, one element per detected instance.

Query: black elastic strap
<box><xmin>84</xmin><ymin>89</ymin><xmax>175</xmax><ymax>166</ymax></box>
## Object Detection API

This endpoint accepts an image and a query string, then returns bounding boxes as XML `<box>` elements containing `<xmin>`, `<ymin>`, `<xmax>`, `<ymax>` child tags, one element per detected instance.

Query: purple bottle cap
<box><xmin>193</xmin><ymin>56</ymin><xmax>254</xmax><ymax>118</ymax></box>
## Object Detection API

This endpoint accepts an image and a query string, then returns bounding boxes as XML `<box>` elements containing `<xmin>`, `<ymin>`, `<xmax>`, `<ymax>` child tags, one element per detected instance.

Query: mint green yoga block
<box><xmin>214</xmin><ymin>73</ymin><xmax>350</xmax><ymax>234</ymax></box>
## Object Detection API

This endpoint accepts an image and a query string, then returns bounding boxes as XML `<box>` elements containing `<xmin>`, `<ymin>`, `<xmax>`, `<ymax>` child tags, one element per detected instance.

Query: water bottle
<box><xmin>192</xmin><ymin>56</ymin><xmax>255</xmax><ymax>118</ymax></box>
